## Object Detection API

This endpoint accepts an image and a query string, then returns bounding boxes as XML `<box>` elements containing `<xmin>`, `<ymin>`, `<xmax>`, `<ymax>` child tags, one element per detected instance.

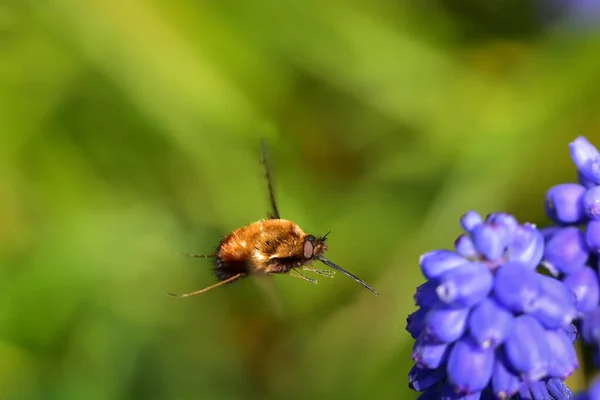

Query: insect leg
<box><xmin>174</xmin><ymin>250</ymin><xmax>216</xmax><ymax>259</ymax></box>
<box><xmin>168</xmin><ymin>273</ymin><xmax>246</xmax><ymax>297</ymax></box>
<box><xmin>301</xmin><ymin>266</ymin><xmax>335</xmax><ymax>278</ymax></box>
<box><xmin>289</xmin><ymin>269</ymin><xmax>318</xmax><ymax>284</ymax></box>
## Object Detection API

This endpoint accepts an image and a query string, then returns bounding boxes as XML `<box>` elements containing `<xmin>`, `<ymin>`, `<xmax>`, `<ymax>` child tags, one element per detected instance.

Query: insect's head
<box><xmin>302</xmin><ymin>231</ymin><xmax>379</xmax><ymax>295</ymax></box>
<box><xmin>302</xmin><ymin>231</ymin><xmax>330</xmax><ymax>260</ymax></box>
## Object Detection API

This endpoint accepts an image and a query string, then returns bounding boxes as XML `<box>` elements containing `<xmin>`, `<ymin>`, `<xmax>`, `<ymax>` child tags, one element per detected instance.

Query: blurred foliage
<box><xmin>1</xmin><ymin>0</ymin><xmax>600</xmax><ymax>399</ymax></box>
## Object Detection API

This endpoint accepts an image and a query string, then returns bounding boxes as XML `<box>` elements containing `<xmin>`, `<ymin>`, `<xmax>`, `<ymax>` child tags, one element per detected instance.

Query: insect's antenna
<box><xmin>321</xmin><ymin>231</ymin><xmax>331</xmax><ymax>240</ymax></box>
<box><xmin>316</xmin><ymin>256</ymin><xmax>379</xmax><ymax>295</ymax></box>
<box><xmin>167</xmin><ymin>273</ymin><xmax>246</xmax><ymax>297</ymax></box>
<box><xmin>174</xmin><ymin>250</ymin><xmax>216</xmax><ymax>259</ymax></box>
<box><xmin>260</xmin><ymin>140</ymin><xmax>281</xmax><ymax>219</ymax></box>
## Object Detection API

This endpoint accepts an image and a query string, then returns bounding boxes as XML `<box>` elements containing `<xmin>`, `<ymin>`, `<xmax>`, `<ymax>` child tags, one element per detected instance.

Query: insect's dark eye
<box><xmin>303</xmin><ymin>238</ymin><xmax>314</xmax><ymax>259</ymax></box>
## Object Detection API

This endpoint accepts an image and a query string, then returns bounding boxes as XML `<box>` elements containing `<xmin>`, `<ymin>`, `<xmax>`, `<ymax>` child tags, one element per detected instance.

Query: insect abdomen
<box><xmin>214</xmin><ymin>233</ymin><xmax>251</xmax><ymax>281</ymax></box>
<box><xmin>214</xmin><ymin>254</ymin><xmax>248</xmax><ymax>281</ymax></box>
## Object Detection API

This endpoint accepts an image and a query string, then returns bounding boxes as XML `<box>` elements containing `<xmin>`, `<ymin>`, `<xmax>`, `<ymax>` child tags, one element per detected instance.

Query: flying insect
<box><xmin>169</xmin><ymin>142</ymin><xmax>379</xmax><ymax>297</ymax></box>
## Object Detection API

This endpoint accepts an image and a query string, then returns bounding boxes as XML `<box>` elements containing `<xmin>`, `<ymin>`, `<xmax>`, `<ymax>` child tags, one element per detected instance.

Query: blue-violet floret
<box><xmin>408</xmin><ymin>211</ymin><xmax>577</xmax><ymax>399</ymax></box>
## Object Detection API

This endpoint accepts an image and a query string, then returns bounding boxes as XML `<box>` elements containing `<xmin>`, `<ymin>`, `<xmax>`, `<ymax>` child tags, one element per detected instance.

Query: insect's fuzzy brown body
<box><xmin>215</xmin><ymin>219</ymin><xmax>327</xmax><ymax>280</ymax></box>
<box><xmin>169</xmin><ymin>141</ymin><xmax>378</xmax><ymax>297</ymax></box>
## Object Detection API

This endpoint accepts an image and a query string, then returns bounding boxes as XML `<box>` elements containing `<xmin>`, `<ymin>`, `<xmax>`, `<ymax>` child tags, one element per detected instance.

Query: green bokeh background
<box><xmin>2</xmin><ymin>1</ymin><xmax>600</xmax><ymax>399</ymax></box>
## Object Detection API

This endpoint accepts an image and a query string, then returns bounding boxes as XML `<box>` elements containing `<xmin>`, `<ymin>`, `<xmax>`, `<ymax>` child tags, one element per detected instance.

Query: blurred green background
<box><xmin>2</xmin><ymin>0</ymin><xmax>600</xmax><ymax>399</ymax></box>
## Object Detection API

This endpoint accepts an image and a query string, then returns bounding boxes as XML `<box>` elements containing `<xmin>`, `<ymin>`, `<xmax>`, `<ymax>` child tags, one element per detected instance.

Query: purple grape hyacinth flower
<box><xmin>408</xmin><ymin>211</ymin><xmax>577</xmax><ymax>399</ymax></box>
<box><xmin>537</xmin><ymin>0</ymin><xmax>600</xmax><ymax>33</ymax></box>
<box><xmin>543</xmin><ymin>136</ymin><xmax>600</xmax><ymax>361</ymax></box>
<box><xmin>574</xmin><ymin>375</ymin><xmax>600</xmax><ymax>400</ymax></box>
<box><xmin>558</xmin><ymin>0</ymin><xmax>600</xmax><ymax>31</ymax></box>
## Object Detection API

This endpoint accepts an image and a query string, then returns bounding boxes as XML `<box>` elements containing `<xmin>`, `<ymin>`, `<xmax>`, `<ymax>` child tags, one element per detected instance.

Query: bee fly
<box><xmin>168</xmin><ymin>141</ymin><xmax>379</xmax><ymax>297</ymax></box>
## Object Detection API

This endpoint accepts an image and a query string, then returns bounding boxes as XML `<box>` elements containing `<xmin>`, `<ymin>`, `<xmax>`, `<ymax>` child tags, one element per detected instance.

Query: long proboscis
<box><xmin>316</xmin><ymin>256</ymin><xmax>379</xmax><ymax>295</ymax></box>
